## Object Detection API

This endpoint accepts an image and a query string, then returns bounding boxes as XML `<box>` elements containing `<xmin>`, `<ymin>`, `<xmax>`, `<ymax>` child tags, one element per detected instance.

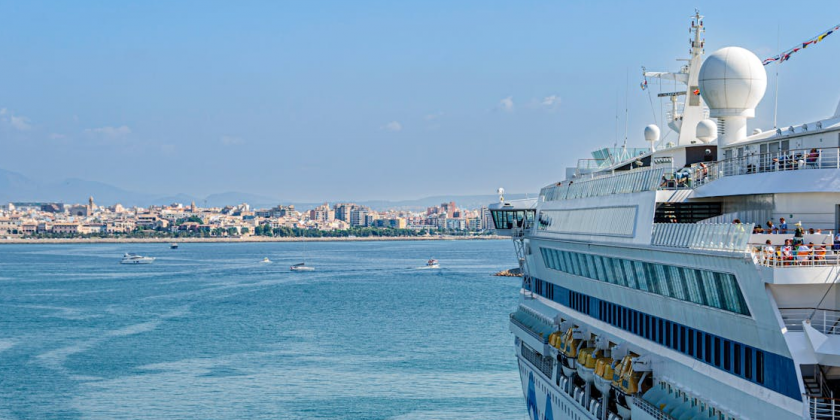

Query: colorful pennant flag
<box><xmin>763</xmin><ymin>23</ymin><xmax>840</xmax><ymax>66</ymax></box>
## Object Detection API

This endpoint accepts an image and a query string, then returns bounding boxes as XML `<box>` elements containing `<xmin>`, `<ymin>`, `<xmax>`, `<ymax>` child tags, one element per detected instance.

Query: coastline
<box><xmin>0</xmin><ymin>235</ymin><xmax>505</xmax><ymax>245</ymax></box>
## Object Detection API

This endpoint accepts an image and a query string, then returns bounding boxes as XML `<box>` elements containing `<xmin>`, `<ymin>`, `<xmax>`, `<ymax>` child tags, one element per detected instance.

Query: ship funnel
<box><xmin>699</xmin><ymin>47</ymin><xmax>767</xmax><ymax>147</ymax></box>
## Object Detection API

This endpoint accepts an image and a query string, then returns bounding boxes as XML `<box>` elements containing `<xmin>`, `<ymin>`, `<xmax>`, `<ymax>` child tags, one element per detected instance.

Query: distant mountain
<box><xmin>0</xmin><ymin>168</ymin><xmax>41</xmax><ymax>202</ymax></box>
<box><xmin>0</xmin><ymin>167</ymin><xmax>534</xmax><ymax>210</ymax></box>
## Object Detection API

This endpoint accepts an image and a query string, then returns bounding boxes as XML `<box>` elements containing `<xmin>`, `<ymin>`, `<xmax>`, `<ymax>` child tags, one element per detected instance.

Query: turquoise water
<box><xmin>0</xmin><ymin>240</ymin><xmax>526</xmax><ymax>420</ymax></box>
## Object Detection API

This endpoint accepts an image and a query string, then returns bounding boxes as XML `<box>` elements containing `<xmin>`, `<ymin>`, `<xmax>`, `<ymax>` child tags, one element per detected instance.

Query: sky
<box><xmin>1</xmin><ymin>1</ymin><xmax>840</xmax><ymax>201</ymax></box>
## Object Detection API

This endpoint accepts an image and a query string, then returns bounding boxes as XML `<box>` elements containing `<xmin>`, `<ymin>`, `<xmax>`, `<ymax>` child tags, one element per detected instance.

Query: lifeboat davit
<box><xmin>558</xmin><ymin>327</ymin><xmax>581</xmax><ymax>377</ymax></box>
<box><xmin>610</xmin><ymin>355</ymin><xmax>652</xmax><ymax>420</ymax></box>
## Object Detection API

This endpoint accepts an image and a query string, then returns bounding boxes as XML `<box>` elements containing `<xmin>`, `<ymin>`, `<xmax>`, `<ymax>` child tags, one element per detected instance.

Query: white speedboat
<box><xmin>121</xmin><ymin>253</ymin><xmax>155</xmax><ymax>264</ymax></box>
<box><xmin>426</xmin><ymin>258</ymin><xmax>440</xmax><ymax>269</ymax></box>
<box><xmin>262</xmin><ymin>257</ymin><xmax>271</xmax><ymax>263</ymax></box>
<box><xmin>170</xmin><ymin>243</ymin><xmax>178</xmax><ymax>249</ymax></box>
<box><xmin>290</xmin><ymin>262</ymin><xmax>314</xmax><ymax>272</ymax></box>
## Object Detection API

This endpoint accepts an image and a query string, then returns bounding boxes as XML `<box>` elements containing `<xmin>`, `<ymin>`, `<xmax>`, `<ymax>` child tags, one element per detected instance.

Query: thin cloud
<box><xmin>84</xmin><ymin>125</ymin><xmax>131</xmax><ymax>140</ymax></box>
<box><xmin>382</xmin><ymin>121</ymin><xmax>402</xmax><ymax>132</ymax></box>
<box><xmin>221</xmin><ymin>136</ymin><xmax>244</xmax><ymax>146</ymax></box>
<box><xmin>541</xmin><ymin>95</ymin><xmax>560</xmax><ymax>107</ymax></box>
<box><xmin>9</xmin><ymin>115</ymin><xmax>31</xmax><ymax>131</ymax></box>
<box><xmin>0</xmin><ymin>108</ymin><xmax>33</xmax><ymax>131</ymax></box>
<box><xmin>424</xmin><ymin>112</ymin><xmax>444</xmax><ymax>121</ymax></box>
<box><xmin>49</xmin><ymin>133</ymin><xmax>67</xmax><ymax>140</ymax></box>
<box><xmin>498</xmin><ymin>96</ymin><xmax>514</xmax><ymax>113</ymax></box>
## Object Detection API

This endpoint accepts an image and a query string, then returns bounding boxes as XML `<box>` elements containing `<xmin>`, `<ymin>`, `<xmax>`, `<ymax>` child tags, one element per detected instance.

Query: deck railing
<box><xmin>807</xmin><ymin>395</ymin><xmax>840</xmax><ymax>420</ymax></box>
<box><xmin>651</xmin><ymin>223</ymin><xmax>754</xmax><ymax>252</ymax></box>
<box><xmin>751</xmin><ymin>246</ymin><xmax>840</xmax><ymax>268</ymax></box>
<box><xmin>540</xmin><ymin>167</ymin><xmax>664</xmax><ymax>202</ymax></box>
<box><xmin>780</xmin><ymin>308</ymin><xmax>840</xmax><ymax>335</ymax></box>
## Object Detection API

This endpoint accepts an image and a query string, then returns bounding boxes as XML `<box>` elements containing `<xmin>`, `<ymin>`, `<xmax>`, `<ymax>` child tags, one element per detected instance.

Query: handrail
<box><xmin>807</xmin><ymin>394</ymin><xmax>840</xmax><ymax>420</ymax></box>
<box><xmin>751</xmin><ymin>245</ymin><xmax>840</xmax><ymax>268</ymax></box>
<box><xmin>540</xmin><ymin>166</ymin><xmax>664</xmax><ymax>202</ymax></box>
<box><xmin>779</xmin><ymin>308</ymin><xmax>840</xmax><ymax>335</ymax></box>
<box><xmin>652</xmin><ymin>223</ymin><xmax>753</xmax><ymax>252</ymax></box>
<box><xmin>509</xmin><ymin>314</ymin><xmax>549</xmax><ymax>344</ymax></box>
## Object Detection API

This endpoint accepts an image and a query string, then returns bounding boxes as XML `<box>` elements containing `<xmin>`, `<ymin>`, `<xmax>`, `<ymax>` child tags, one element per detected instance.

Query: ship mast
<box><xmin>641</xmin><ymin>10</ymin><xmax>708</xmax><ymax>147</ymax></box>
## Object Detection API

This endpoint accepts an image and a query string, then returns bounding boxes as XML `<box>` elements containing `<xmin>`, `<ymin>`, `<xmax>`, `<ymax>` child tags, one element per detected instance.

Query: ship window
<box><xmin>658</xmin><ymin>319</ymin><xmax>665</xmax><ymax>345</ymax></box>
<box><xmin>653</xmin><ymin>264</ymin><xmax>670</xmax><ymax>297</ymax></box>
<box><xmin>688</xmin><ymin>329</ymin><xmax>695</xmax><ymax>357</ymax></box>
<box><xmin>714</xmin><ymin>337</ymin><xmax>721</xmax><ymax>367</ymax></box>
<box><xmin>622</xmin><ymin>260</ymin><xmax>638</xmax><ymax>289</ymax></box>
<box><xmin>634</xmin><ymin>261</ymin><xmax>649</xmax><ymax>292</ymax></box>
<box><xmin>745</xmin><ymin>347</ymin><xmax>753</xmax><ymax>380</ymax></box>
<box><xmin>700</xmin><ymin>271</ymin><xmax>723</xmax><ymax>310</ymax></box>
<box><xmin>704</xmin><ymin>334</ymin><xmax>712</xmax><ymax>363</ymax></box>
<box><xmin>734</xmin><ymin>343</ymin><xmax>742</xmax><ymax>375</ymax></box>
<box><xmin>672</xmin><ymin>323</ymin><xmax>679</xmax><ymax>350</ymax></box>
<box><xmin>679</xmin><ymin>326</ymin><xmax>687</xmax><ymax>352</ymax></box>
<box><xmin>756</xmin><ymin>351</ymin><xmax>765</xmax><ymax>384</ymax></box>
<box><xmin>667</xmin><ymin>266</ymin><xmax>687</xmax><ymax>300</ymax></box>
<box><xmin>696</xmin><ymin>330</ymin><xmax>704</xmax><ymax>360</ymax></box>
<box><xmin>665</xmin><ymin>321</ymin><xmax>672</xmax><ymax>347</ymax></box>
<box><xmin>724</xmin><ymin>340</ymin><xmax>731</xmax><ymax>371</ymax></box>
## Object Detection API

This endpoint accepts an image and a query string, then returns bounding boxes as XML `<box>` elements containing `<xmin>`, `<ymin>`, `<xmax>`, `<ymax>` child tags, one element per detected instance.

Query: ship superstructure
<box><xmin>492</xmin><ymin>11</ymin><xmax>840</xmax><ymax>420</ymax></box>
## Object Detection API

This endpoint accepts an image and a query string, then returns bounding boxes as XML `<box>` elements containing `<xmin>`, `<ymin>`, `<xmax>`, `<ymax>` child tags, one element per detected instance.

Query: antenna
<box><xmin>623</xmin><ymin>68</ymin><xmax>629</xmax><ymax>154</ymax></box>
<box><xmin>773</xmin><ymin>23</ymin><xmax>781</xmax><ymax>128</ymax></box>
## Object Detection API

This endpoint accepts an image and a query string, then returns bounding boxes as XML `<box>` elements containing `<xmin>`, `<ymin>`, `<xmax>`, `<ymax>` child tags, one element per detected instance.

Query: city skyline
<box><xmin>2</xmin><ymin>1</ymin><xmax>840</xmax><ymax>200</ymax></box>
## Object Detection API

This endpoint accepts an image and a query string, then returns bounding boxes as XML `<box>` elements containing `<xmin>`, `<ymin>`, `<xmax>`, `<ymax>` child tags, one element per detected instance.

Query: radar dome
<box><xmin>696</xmin><ymin>119</ymin><xmax>717</xmax><ymax>143</ymax></box>
<box><xmin>698</xmin><ymin>47</ymin><xmax>767</xmax><ymax>118</ymax></box>
<box><xmin>644</xmin><ymin>125</ymin><xmax>660</xmax><ymax>142</ymax></box>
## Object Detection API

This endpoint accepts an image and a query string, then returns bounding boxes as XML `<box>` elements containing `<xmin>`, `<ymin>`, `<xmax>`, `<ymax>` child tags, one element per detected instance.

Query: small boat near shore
<box><xmin>262</xmin><ymin>257</ymin><xmax>271</xmax><ymax>263</ymax></box>
<box><xmin>170</xmin><ymin>243</ymin><xmax>178</xmax><ymax>249</ymax></box>
<box><xmin>290</xmin><ymin>262</ymin><xmax>314</xmax><ymax>272</ymax></box>
<box><xmin>121</xmin><ymin>253</ymin><xmax>155</xmax><ymax>264</ymax></box>
<box><xmin>415</xmin><ymin>258</ymin><xmax>440</xmax><ymax>270</ymax></box>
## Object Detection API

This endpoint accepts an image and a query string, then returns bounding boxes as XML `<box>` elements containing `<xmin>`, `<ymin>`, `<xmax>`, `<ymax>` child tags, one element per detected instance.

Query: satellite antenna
<box><xmin>497</xmin><ymin>188</ymin><xmax>505</xmax><ymax>202</ymax></box>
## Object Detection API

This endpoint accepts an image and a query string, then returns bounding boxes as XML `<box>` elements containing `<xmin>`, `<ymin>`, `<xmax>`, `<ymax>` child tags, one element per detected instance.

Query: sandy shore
<box><xmin>0</xmin><ymin>235</ymin><xmax>505</xmax><ymax>245</ymax></box>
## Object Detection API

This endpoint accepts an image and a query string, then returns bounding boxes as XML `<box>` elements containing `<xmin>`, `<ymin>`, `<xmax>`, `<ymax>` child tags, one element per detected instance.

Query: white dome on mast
<box><xmin>699</xmin><ymin>47</ymin><xmax>767</xmax><ymax>146</ymax></box>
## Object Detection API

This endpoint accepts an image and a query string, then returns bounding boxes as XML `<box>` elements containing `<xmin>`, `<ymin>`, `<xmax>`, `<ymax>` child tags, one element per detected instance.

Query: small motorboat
<box><xmin>170</xmin><ymin>243</ymin><xmax>178</xmax><ymax>249</ymax></box>
<box><xmin>262</xmin><ymin>257</ymin><xmax>272</xmax><ymax>263</ymax></box>
<box><xmin>426</xmin><ymin>259</ymin><xmax>440</xmax><ymax>269</ymax></box>
<box><xmin>290</xmin><ymin>262</ymin><xmax>315</xmax><ymax>272</ymax></box>
<box><xmin>121</xmin><ymin>253</ymin><xmax>155</xmax><ymax>264</ymax></box>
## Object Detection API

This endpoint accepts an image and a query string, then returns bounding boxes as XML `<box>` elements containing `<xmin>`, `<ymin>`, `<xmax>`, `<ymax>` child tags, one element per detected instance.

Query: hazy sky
<box><xmin>2</xmin><ymin>1</ymin><xmax>839</xmax><ymax>201</ymax></box>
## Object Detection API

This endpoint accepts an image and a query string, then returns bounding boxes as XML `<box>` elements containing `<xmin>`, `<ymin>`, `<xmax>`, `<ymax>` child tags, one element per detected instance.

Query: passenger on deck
<box><xmin>793</xmin><ymin>222</ymin><xmax>805</xmax><ymax>245</ymax></box>
<box><xmin>796</xmin><ymin>242</ymin><xmax>811</xmax><ymax>265</ymax></box>
<box><xmin>779</xmin><ymin>217</ymin><xmax>788</xmax><ymax>234</ymax></box>
<box><xmin>815</xmin><ymin>244</ymin><xmax>828</xmax><ymax>263</ymax></box>
<box><xmin>808</xmin><ymin>228</ymin><xmax>816</xmax><ymax>235</ymax></box>
<box><xmin>766</xmin><ymin>220</ymin><xmax>776</xmax><ymax>233</ymax></box>
<box><xmin>762</xmin><ymin>240</ymin><xmax>775</xmax><ymax>264</ymax></box>
<box><xmin>834</xmin><ymin>232</ymin><xmax>840</xmax><ymax>251</ymax></box>
<box><xmin>806</xmin><ymin>148</ymin><xmax>820</xmax><ymax>168</ymax></box>
<box><xmin>781</xmin><ymin>239</ymin><xmax>794</xmax><ymax>264</ymax></box>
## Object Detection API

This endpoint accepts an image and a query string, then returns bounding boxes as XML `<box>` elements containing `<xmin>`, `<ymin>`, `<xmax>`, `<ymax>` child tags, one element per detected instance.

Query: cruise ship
<box><xmin>491</xmin><ymin>12</ymin><xmax>840</xmax><ymax>420</ymax></box>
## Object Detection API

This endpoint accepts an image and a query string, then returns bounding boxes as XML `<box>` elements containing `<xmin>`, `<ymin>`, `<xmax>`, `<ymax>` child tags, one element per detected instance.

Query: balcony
<box><xmin>753</xmin><ymin>247</ymin><xmax>840</xmax><ymax>268</ymax></box>
<box><xmin>651</xmin><ymin>223</ymin><xmax>753</xmax><ymax>252</ymax></box>
<box><xmin>807</xmin><ymin>395</ymin><xmax>840</xmax><ymax>420</ymax></box>
<box><xmin>780</xmin><ymin>309</ymin><xmax>840</xmax><ymax>335</ymax></box>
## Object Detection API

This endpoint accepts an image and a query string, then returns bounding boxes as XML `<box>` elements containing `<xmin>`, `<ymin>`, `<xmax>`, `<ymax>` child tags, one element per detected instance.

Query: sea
<box><xmin>0</xmin><ymin>240</ymin><xmax>527</xmax><ymax>420</ymax></box>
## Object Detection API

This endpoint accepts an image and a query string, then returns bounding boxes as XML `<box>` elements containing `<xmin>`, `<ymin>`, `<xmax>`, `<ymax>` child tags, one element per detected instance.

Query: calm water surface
<box><xmin>0</xmin><ymin>240</ymin><xmax>526</xmax><ymax>420</ymax></box>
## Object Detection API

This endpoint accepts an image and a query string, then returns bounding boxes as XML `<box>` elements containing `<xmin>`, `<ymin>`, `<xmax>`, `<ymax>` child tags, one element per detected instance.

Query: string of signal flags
<box><xmin>763</xmin><ymin>23</ymin><xmax>840</xmax><ymax>66</ymax></box>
